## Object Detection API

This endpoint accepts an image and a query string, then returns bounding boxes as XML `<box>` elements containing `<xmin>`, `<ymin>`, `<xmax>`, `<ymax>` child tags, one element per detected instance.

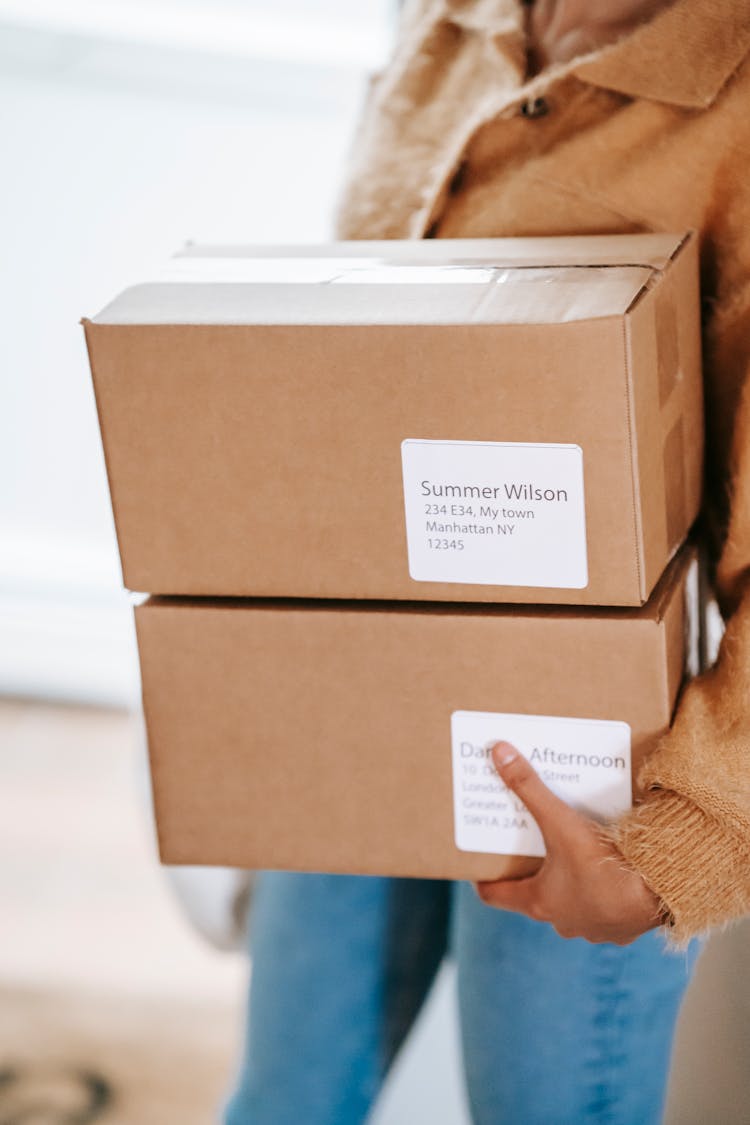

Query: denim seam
<box><xmin>582</xmin><ymin>947</ymin><xmax>630</xmax><ymax>1124</ymax></box>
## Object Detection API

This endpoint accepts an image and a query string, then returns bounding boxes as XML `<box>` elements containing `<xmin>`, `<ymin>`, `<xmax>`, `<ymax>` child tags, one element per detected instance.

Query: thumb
<box><xmin>491</xmin><ymin>742</ymin><xmax>580</xmax><ymax>842</ymax></box>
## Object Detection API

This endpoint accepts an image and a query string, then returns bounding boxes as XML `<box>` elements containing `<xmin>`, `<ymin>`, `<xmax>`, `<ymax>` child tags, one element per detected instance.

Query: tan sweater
<box><xmin>335</xmin><ymin>0</ymin><xmax>750</xmax><ymax>942</ymax></box>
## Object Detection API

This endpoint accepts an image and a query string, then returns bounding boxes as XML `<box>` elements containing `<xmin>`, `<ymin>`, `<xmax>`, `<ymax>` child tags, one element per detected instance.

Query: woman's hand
<box><xmin>474</xmin><ymin>742</ymin><xmax>668</xmax><ymax>944</ymax></box>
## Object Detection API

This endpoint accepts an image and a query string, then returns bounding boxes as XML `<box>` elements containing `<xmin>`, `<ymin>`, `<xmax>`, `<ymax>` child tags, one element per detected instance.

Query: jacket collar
<box><xmin>571</xmin><ymin>0</ymin><xmax>750</xmax><ymax>108</ymax></box>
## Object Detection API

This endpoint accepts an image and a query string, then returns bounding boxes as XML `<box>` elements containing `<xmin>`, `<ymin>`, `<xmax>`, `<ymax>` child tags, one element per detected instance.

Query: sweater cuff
<box><xmin>608</xmin><ymin>789</ymin><xmax>750</xmax><ymax>945</ymax></box>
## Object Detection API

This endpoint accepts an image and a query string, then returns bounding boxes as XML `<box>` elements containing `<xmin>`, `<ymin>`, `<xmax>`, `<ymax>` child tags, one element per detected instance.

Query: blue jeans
<box><xmin>224</xmin><ymin>874</ymin><xmax>698</xmax><ymax>1125</ymax></box>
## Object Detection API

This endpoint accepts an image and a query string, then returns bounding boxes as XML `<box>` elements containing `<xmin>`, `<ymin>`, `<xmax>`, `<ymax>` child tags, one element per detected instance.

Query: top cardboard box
<box><xmin>84</xmin><ymin>232</ymin><xmax>703</xmax><ymax>605</ymax></box>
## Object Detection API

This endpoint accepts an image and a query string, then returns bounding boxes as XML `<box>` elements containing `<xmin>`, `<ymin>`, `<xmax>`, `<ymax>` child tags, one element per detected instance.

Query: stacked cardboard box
<box><xmin>85</xmin><ymin>232</ymin><xmax>703</xmax><ymax>880</ymax></box>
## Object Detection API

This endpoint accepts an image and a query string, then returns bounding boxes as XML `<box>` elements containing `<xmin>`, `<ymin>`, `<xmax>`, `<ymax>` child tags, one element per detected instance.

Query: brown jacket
<box><xmin>335</xmin><ymin>0</ymin><xmax>750</xmax><ymax>941</ymax></box>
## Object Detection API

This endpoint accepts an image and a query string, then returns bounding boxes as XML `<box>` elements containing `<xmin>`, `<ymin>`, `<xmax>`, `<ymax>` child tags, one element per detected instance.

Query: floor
<box><xmin>0</xmin><ymin>699</ymin><xmax>245</xmax><ymax>1123</ymax></box>
<box><xmin>1</xmin><ymin>698</ymin><xmax>748</xmax><ymax>1123</ymax></box>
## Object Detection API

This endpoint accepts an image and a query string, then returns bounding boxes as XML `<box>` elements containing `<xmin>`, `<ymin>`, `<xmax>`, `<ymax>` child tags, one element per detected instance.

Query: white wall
<box><xmin>0</xmin><ymin>1</ymin><xmax>391</xmax><ymax>704</ymax></box>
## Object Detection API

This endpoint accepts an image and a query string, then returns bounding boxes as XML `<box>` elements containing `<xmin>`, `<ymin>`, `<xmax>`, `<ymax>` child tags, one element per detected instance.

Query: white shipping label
<box><xmin>401</xmin><ymin>439</ymin><xmax>587</xmax><ymax>588</ymax></box>
<box><xmin>451</xmin><ymin>711</ymin><xmax>632</xmax><ymax>856</ymax></box>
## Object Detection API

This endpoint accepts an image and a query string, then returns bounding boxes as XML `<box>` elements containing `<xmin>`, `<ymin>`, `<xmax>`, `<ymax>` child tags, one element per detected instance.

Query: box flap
<box><xmin>91</xmin><ymin>234</ymin><xmax>692</xmax><ymax>326</ymax></box>
<box><xmin>175</xmin><ymin>232</ymin><xmax>689</xmax><ymax>269</ymax></box>
<box><xmin>92</xmin><ymin>261</ymin><xmax>655</xmax><ymax>327</ymax></box>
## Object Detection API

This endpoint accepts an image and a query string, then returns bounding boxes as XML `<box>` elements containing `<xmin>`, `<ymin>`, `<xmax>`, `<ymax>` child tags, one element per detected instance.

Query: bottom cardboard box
<box><xmin>135</xmin><ymin>549</ymin><xmax>693</xmax><ymax>882</ymax></box>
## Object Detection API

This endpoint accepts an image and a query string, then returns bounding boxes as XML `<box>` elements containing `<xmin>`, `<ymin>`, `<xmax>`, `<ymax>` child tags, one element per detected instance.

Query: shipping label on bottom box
<box><xmin>451</xmin><ymin>711</ymin><xmax>632</xmax><ymax>856</ymax></box>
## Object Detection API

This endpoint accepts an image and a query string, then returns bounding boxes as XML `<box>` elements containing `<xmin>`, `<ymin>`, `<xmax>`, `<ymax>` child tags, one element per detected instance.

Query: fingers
<box><xmin>491</xmin><ymin>741</ymin><xmax>582</xmax><ymax>844</ymax></box>
<box><xmin>475</xmin><ymin>875</ymin><xmax>546</xmax><ymax>920</ymax></box>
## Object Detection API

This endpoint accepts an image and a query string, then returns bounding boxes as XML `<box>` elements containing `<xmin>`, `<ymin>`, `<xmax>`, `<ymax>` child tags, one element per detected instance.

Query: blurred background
<box><xmin>1</xmin><ymin>1</ymin><xmax>749</xmax><ymax>1121</ymax></box>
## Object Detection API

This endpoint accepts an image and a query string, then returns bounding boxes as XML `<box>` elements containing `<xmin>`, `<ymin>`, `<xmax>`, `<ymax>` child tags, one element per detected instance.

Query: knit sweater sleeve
<box><xmin>610</xmin><ymin>589</ymin><xmax>750</xmax><ymax>943</ymax></box>
<box><xmin>611</xmin><ymin>263</ymin><xmax>750</xmax><ymax>942</ymax></box>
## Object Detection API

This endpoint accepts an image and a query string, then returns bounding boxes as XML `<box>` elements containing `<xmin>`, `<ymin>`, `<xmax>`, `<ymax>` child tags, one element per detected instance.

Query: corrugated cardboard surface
<box><xmin>627</xmin><ymin>233</ymin><xmax>704</xmax><ymax>597</ymax></box>
<box><xmin>136</xmin><ymin>549</ymin><xmax>691</xmax><ymax>881</ymax></box>
<box><xmin>85</xmin><ymin>232</ymin><xmax>702</xmax><ymax>606</ymax></box>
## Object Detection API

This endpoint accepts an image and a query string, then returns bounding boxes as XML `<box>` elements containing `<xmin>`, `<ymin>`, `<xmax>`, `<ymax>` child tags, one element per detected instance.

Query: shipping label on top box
<box><xmin>401</xmin><ymin>439</ymin><xmax>588</xmax><ymax>588</ymax></box>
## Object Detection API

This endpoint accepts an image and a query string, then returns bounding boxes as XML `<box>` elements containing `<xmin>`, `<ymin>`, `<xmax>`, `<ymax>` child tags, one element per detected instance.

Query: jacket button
<box><xmin>520</xmin><ymin>96</ymin><xmax>549</xmax><ymax>118</ymax></box>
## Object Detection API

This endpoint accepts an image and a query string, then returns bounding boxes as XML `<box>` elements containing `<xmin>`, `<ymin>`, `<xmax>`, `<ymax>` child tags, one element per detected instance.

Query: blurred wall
<box><xmin>0</xmin><ymin>0</ymin><xmax>391</xmax><ymax>705</ymax></box>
